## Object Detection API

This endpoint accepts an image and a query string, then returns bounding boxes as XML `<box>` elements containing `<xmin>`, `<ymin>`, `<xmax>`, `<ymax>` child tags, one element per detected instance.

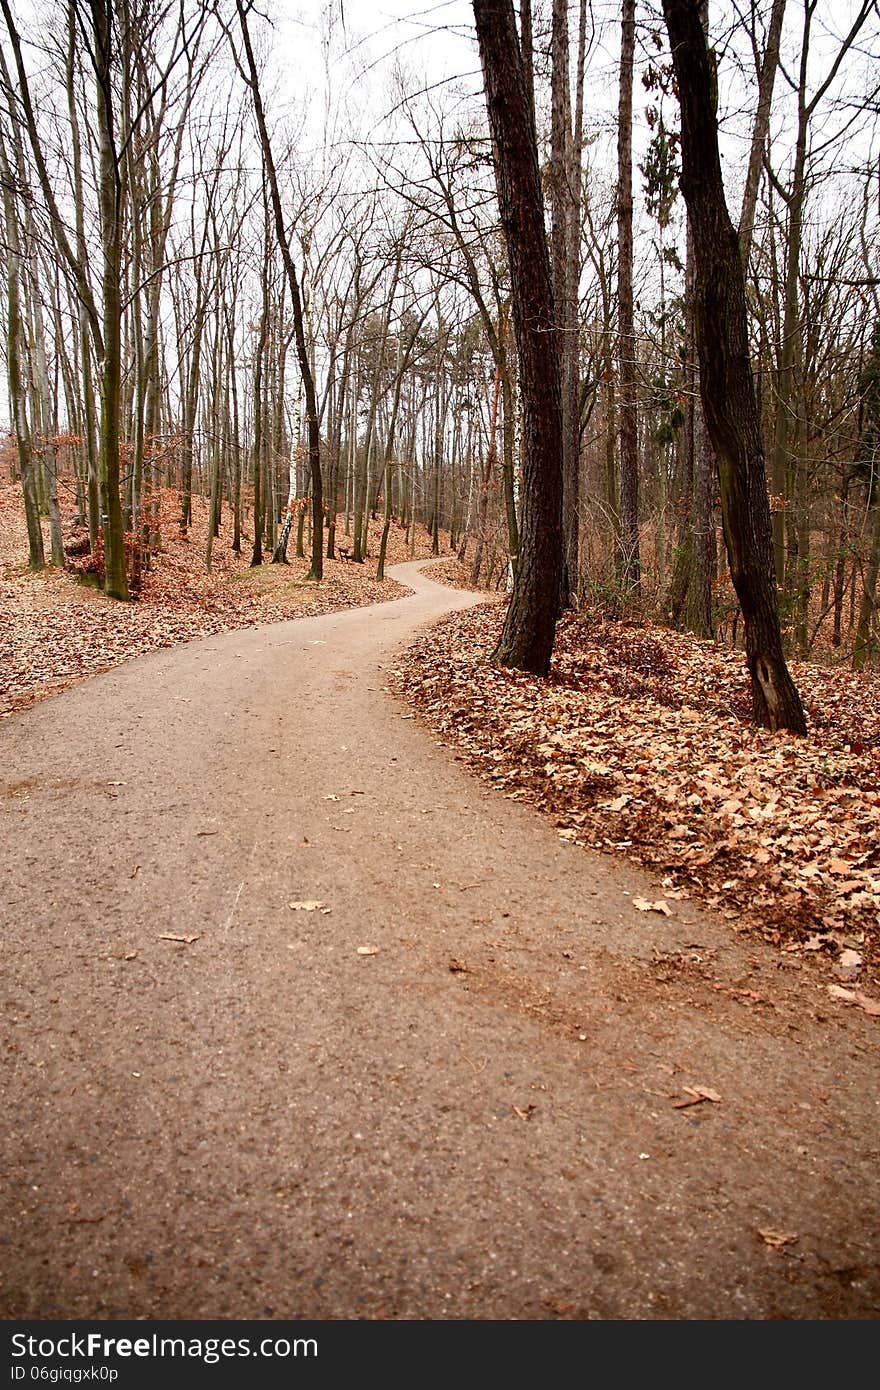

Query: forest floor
<box><xmin>2</xmin><ymin>555</ymin><xmax>879</xmax><ymax>1320</ymax></box>
<box><xmin>402</xmin><ymin>560</ymin><xmax>880</xmax><ymax>990</ymax></box>
<box><xmin>0</xmin><ymin>479</ymin><xmax>445</xmax><ymax>718</ymax></box>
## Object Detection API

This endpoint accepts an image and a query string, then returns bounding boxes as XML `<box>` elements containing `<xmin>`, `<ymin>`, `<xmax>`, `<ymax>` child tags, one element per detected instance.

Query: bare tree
<box><xmin>663</xmin><ymin>0</ymin><xmax>807</xmax><ymax>733</ymax></box>
<box><xmin>234</xmin><ymin>0</ymin><xmax>324</xmax><ymax>580</ymax></box>
<box><xmin>473</xmin><ymin>0</ymin><xmax>563</xmax><ymax>674</ymax></box>
<box><xmin>617</xmin><ymin>0</ymin><xmax>640</xmax><ymax>590</ymax></box>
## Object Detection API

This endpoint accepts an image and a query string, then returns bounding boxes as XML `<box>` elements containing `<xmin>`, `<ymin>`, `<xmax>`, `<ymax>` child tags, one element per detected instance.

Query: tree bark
<box><xmin>473</xmin><ymin>0</ymin><xmax>563</xmax><ymax>675</ymax></box>
<box><xmin>617</xmin><ymin>0</ymin><xmax>640</xmax><ymax>589</ymax></box>
<box><xmin>853</xmin><ymin>489</ymin><xmax>880</xmax><ymax>669</ymax></box>
<box><xmin>738</xmin><ymin>0</ymin><xmax>786</xmax><ymax>262</ymax></box>
<box><xmin>663</xmin><ymin>0</ymin><xmax>806</xmax><ymax>734</ymax></box>
<box><xmin>92</xmin><ymin>0</ymin><xmax>128</xmax><ymax>600</ymax></box>
<box><xmin>551</xmin><ymin>0</ymin><xmax>575</xmax><ymax>606</ymax></box>
<box><xmin>0</xmin><ymin>127</ymin><xmax>44</xmax><ymax>568</ymax></box>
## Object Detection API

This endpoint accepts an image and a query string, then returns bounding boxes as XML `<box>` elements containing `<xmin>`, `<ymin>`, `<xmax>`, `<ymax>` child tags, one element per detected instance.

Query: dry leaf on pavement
<box><xmin>757</xmin><ymin>1228</ymin><xmax>798</xmax><ymax>1249</ymax></box>
<box><xmin>633</xmin><ymin>897</ymin><xmax>672</xmax><ymax>916</ymax></box>
<box><xmin>827</xmin><ymin>984</ymin><xmax>880</xmax><ymax>1017</ymax></box>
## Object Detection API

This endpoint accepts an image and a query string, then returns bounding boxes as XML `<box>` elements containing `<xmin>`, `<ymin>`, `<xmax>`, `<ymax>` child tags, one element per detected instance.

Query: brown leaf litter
<box><xmin>389</xmin><ymin>602</ymin><xmax>880</xmax><ymax>976</ymax></box>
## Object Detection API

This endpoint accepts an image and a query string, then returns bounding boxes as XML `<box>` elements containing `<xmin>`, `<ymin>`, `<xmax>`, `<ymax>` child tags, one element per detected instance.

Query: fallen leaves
<box><xmin>827</xmin><ymin>984</ymin><xmax>880</xmax><ymax>1018</ymax></box>
<box><xmin>633</xmin><ymin>896</ymin><xmax>672</xmax><ymax>916</ymax></box>
<box><xmin>671</xmin><ymin>1085</ymin><xmax>722</xmax><ymax>1109</ymax></box>
<box><xmin>757</xmin><ymin>1228</ymin><xmax>799</xmax><ymax>1250</ymax></box>
<box><xmin>512</xmin><ymin>1103</ymin><xmax>536</xmax><ymax>1120</ymax></box>
<box><xmin>389</xmin><ymin>603</ymin><xmax>880</xmax><ymax>966</ymax></box>
<box><xmin>833</xmin><ymin>948</ymin><xmax>863</xmax><ymax>980</ymax></box>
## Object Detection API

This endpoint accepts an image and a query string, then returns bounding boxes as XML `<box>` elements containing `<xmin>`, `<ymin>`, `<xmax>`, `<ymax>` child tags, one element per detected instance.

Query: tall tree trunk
<box><xmin>668</xmin><ymin>214</ymin><xmax>714</xmax><ymax>637</ymax></box>
<box><xmin>550</xmin><ymin>0</ymin><xmax>587</xmax><ymax>607</ymax></box>
<box><xmin>853</xmin><ymin>490</ymin><xmax>880</xmax><ymax>669</ymax></box>
<box><xmin>663</xmin><ymin>0</ymin><xmax>806</xmax><ymax>734</ymax></box>
<box><xmin>551</xmin><ymin>0</ymin><xmax>574</xmax><ymax>605</ymax></box>
<box><xmin>250</xmin><ymin>243</ymin><xmax>270</xmax><ymax>569</ymax></box>
<box><xmin>23</xmin><ymin>231</ymin><xmax>64</xmax><ymax>565</ymax></box>
<box><xmin>236</xmin><ymin>0</ymin><xmax>323</xmax><ymax>579</ymax></box>
<box><xmin>470</xmin><ymin>365</ymin><xmax>503</xmax><ymax>588</ymax></box>
<box><xmin>326</xmin><ymin>333</ymin><xmax>353</xmax><ymax>560</ymax></box>
<box><xmin>178</xmin><ymin>216</ymin><xmax>210</xmax><ymax>537</ymax></box>
<box><xmin>377</xmin><ymin>313</ymin><xmax>426</xmax><ymax>580</ymax></box>
<box><xmin>63</xmin><ymin>4</ymin><xmax>100</xmax><ymax>552</ymax></box>
<box><xmin>226</xmin><ymin>303</ymin><xmax>242</xmax><ymax>554</ymax></box>
<box><xmin>617</xmin><ymin>0</ymin><xmax>640</xmax><ymax>589</ymax></box>
<box><xmin>473</xmin><ymin>0</ymin><xmax>563</xmax><ymax>675</ymax></box>
<box><xmin>766</xmin><ymin>0</ymin><xmax>874</xmax><ymax>615</ymax></box>
<box><xmin>0</xmin><ymin>129</ymin><xmax>44</xmax><ymax>568</ymax></box>
<box><xmin>738</xmin><ymin>0</ymin><xmax>786</xmax><ymax>261</ymax></box>
<box><xmin>93</xmin><ymin>0</ymin><xmax>128</xmax><ymax>600</ymax></box>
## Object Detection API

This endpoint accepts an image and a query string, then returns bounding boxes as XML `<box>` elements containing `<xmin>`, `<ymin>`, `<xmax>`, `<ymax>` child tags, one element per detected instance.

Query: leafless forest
<box><xmin>2</xmin><ymin>0</ymin><xmax>879</xmax><ymax>670</ymax></box>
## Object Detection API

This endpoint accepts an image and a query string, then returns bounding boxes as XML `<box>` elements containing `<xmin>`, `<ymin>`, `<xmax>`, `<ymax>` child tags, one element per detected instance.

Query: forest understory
<box><xmin>4</xmin><ymin>485</ymin><xmax>880</xmax><ymax>1004</ymax></box>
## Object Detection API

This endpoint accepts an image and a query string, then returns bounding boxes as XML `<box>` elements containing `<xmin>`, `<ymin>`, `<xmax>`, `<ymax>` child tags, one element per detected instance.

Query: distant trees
<box><xmin>235</xmin><ymin>0</ymin><xmax>324</xmax><ymax>580</ymax></box>
<box><xmin>0</xmin><ymin>0</ymin><xmax>878</xmax><ymax>695</ymax></box>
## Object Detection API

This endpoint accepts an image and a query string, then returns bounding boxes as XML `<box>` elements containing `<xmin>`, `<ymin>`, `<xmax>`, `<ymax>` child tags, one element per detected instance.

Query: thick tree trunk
<box><xmin>473</xmin><ymin>0</ymin><xmax>563</xmax><ymax>675</ymax></box>
<box><xmin>663</xmin><ymin>0</ymin><xmax>806</xmax><ymax>735</ymax></box>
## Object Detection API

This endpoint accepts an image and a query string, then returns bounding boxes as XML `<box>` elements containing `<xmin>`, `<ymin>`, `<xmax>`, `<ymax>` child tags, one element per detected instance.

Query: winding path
<box><xmin>2</xmin><ymin>561</ymin><xmax>878</xmax><ymax>1319</ymax></box>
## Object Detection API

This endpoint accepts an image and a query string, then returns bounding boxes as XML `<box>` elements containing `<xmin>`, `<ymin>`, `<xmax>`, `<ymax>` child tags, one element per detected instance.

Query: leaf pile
<box><xmin>390</xmin><ymin>603</ymin><xmax>880</xmax><ymax>971</ymax></box>
<box><xmin>0</xmin><ymin>482</ymin><xmax>442</xmax><ymax>718</ymax></box>
<box><xmin>419</xmin><ymin>558</ymin><xmax>478</xmax><ymax>591</ymax></box>
<box><xmin>420</xmin><ymin>556</ymin><xmax>509</xmax><ymax>595</ymax></box>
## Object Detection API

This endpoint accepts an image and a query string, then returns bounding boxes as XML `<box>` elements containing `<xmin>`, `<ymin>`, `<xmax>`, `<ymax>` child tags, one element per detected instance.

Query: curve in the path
<box><xmin>1</xmin><ymin>560</ymin><xmax>878</xmax><ymax>1319</ymax></box>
